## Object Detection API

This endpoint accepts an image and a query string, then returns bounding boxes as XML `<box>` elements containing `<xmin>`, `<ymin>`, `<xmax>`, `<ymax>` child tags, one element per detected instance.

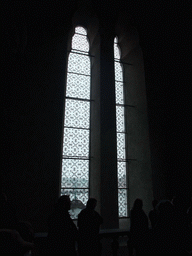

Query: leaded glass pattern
<box><xmin>64</xmin><ymin>99</ymin><xmax>90</xmax><ymax>128</ymax></box>
<box><xmin>115</xmin><ymin>62</ymin><xmax>123</xmax><ymax>81</ymax></box>
<box><xmin>72</xmin><ymin>33</ymin><xmax>89</xmax><ymax>52</ymax></box>
<box><xmin>115</xmin><ymin>82</ymin><xmax>124</xmax><ymax>104</ymax></box>
<box><xmin>118</xmin><ymin>189</ymin><xmax>128</xmax><ymax>217</ymax></box>
<box><xmin>61</xmin><ymin>159</ymin><xmax>89</xmax><ymax>188</ymax></box>
<box><xmin>68</xmin><ymin>53</ymin><xmax>90</xmax><ymax>75</ymax></box>
<box><xmin>114</xmin><ymin>37</ymin><xmax>128</xmax><ymax>217</ymax></box>
<box><xmin>75</xmin><ymin>27</ymin><xmax>87</xmax><ymax>35</ymax></box>
<box><xmin>61</xmin><ymin>27</ymin><xmax>90</xmax><ymax>219</ymax></box>
<box><xmin>116</xmin><ymin>106</ymin><xmax>125</xmax><ymax>132</ymax></box>
<box><xmin>66</xmin><ymin>73</ymin><xmax>90</xmax><ymax>99</ymax></box>
<box><xmin>63</xmin><ymin>128</ymin><xmax>89</xmax><ymax>158</ymax></box>
<box><xmin>117</xmin><ymin>133</ymin><xmax>126</xmax><ymax>160</ymax></box>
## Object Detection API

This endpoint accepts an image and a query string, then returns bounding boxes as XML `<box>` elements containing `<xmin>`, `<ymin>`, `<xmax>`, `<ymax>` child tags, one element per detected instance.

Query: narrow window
<box><xmin>61</xmin><ymin>27</ymin><xmax>90</xmax><ymax>219</ymax></box>
<box><xmin>114</xmin><ymin>37</ymin><xmax>128</xmax><ymax>217</ymax></box>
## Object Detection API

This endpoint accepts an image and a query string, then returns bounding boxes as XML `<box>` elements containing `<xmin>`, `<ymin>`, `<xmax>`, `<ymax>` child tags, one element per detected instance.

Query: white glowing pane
<box><xmin>61</xmin><ymin>159</ymin><xmax>89</xmax><ymax>188</ymax></box>
<box><xmin>115</xmin><ymin>62</ymin><xmax>123</xmax><ymax>81</ymax></box>
<box><xmin>68</xmin><ymin>53</ymin><xmax>90</xmax><ymax>75</ymax></box>
<box><xmin>118</xmin><ymin>189</ymin><xmax>128</xmax><ymax>217</ymax></box>
<box><xmin>116</xmin><ymin>106</ymin><xmax>125</xmax><ymax>132</ymax></box>
<box><xmin>117</xmin><ymin>133</ymin><xmax>126</xmax><ymax>159</ymax></box>
<box><xmin>117</xmin><ymin>162</ymin><xmax>127</xmax><ymax>188</ymax></box>
<box><xmin>115</xmin><ymin>82</ymin><xmax>124</xmax><ymax>104</ymax></box>
<box><xmin>66</xmin><ymin>73</ymin><xmax>90</xmax><ymax>99</ymax></box>
<box><xmin>114</xmin><ymin>43</ymin><xmax>121</xmax><ymax>59</ymax></box>
<box><xmin>63</xmin><ymin>128</ymin><xmax>89</xmax><ymax>157</ymax></box>
<box><xmin>75</xmin><ymin>26</ymin><xmax>87</xmax><ymax>35</ymax></box>
<box><xmin>64</xmin><ymin>99</ymin><xmax>90</xmax><ymax>128</ymax></box>
<box><xmin>72</xmin><ymin>33</ymin><xmax>89</xmax><ymax>52</ymax></box>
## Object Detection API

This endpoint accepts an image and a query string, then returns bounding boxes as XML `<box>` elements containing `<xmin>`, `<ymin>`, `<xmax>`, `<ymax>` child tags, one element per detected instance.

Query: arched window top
<box><xmin>114</xmin><ymin>36</ymin><xmax>121</xmax><ymax>60</ymax></box>
<box><xmin>75</xmin><ymin>26</ymin><xmax>87</xmax><ymax>35</ymax></box>
<box><xmin>72</xmin><ymin>26</ymin><xmax>89</xmax><ymax>52</ymax></box>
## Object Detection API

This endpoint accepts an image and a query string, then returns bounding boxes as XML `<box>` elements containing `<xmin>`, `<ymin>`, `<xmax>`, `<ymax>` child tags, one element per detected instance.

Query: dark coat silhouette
<box><xmin>77</xmin><ymin>198</ymin><xmax>103</xmax><ymax>256</ymax></box>
<box><xmin>129</xmin><ymin>199</ymin><xmax>149</xmax><ymax>255</ymax></box>
<box><xmin>130</xmin><ymin>199</ymin><xmax>148</xmax><ymax>236</ymax></box>
<box><xmin>47</xmin><ymin>195</ymin><xmax>78</xmax><ymax>256</ymax></box>
<box><xmin>148</xmin><ymin>199</ymin><xmax>158</xmax><ymax>228</ymax></box>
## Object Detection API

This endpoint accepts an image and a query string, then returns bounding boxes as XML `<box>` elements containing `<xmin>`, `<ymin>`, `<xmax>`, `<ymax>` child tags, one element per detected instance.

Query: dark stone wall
<box><xmin>2</xmin><ymin>1</ymin><xmax>191</xmax><ymax>231</ymax></box>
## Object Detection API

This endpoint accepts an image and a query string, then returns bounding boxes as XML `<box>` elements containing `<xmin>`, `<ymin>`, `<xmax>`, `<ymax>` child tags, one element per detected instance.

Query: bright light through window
<box><xmin>61</xmin><ymin>27</ymin><xmax>90</xmax><ymax>219</ymax></box>
<box><xmin>114</xmin><ymin>37</ymin><xmax>128</xmax><ymax>217</ymax></box>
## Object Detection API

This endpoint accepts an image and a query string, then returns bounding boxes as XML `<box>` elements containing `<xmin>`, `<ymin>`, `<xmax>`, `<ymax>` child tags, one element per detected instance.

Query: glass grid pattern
<box><xmin>114</xmin><ymin>38</ymin><xmax>128</xmax><ymax>217</ymax></box>
<box><xmin>61</xmin><ymin>27</ymin><xmax>90</xmax><ymax>219</ymax></box>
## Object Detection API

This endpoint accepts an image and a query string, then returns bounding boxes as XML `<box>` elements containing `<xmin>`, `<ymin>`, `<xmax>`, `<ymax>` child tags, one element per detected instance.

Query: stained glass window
<box><xmin>114</xmin><ymin>37</ymin><xmax>128</xmax><ymax>217</ymax></box>
<box><xmin>61</xmin><ymin>27</ymin><xmax>90</xmax><ymax>219</ymax></box>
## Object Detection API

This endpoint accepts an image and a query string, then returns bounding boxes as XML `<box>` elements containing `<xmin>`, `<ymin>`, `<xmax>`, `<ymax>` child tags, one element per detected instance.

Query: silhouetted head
<box><xmin>133</xmin><ymin>198</ymin><xmax>143</xmax><ymax>210</ymax></box>
<box><xmin>86</xmin><ymin>198</ymin><xmax>97</xmax><ymax>210</ymax></box>
<box><xmin>152</xmin><ymin>199</ymin><xmax>158</xmax><ymax>209</ymax></box>
<box><xmin>57</xmin><ymin>195</ymin><xmax>71</xmax><ymax>211</ymax></box>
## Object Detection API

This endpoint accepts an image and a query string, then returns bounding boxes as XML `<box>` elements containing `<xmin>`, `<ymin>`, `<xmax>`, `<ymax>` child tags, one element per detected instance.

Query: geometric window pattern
<box><xmin>114</xmin><ymin>37</ymin><xmax>128</xmax><ymax>217</ymax></box>
<box><xmin>61</xmin><ymin>27</ymin><xmax>90</xmax><ymax>219</ymax></box>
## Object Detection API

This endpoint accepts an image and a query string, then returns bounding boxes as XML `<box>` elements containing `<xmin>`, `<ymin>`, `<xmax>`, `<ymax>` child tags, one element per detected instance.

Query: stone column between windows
<box><xmin>99</xmin><ymin>29</ymin><xmax>119</xmax><ymax>229</ymax></box>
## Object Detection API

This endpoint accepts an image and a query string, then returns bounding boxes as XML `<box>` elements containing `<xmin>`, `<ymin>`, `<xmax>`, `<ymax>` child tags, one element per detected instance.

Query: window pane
<box><xmin>61</xmin><ymin>159</ymin><xmax>89</xmax><ymax>188</ymax></box>
<box><xmin>75</xmin><ymin>26</ymin><xmax>87</xmax><ymax>35</ymax></box>
<box><xmin>66</xmin><ymin>73</ymin><xmax>90</xmax><ymax>99</ymax></box>
<box><xmin>115</xmin><ymin>82</ymin><xmax>124</xmax><ymax>104</ymax></box>
<box><xmin>117</xmin><ymin>162</ymin><xmax>127</xmax><ymax>188</ymax></box>
<box><xmin>116</xmin><ymin>106</ymin><xmax>125</xmax><ymax>132</ymax></box>
<box><xmin>68</xmin><ymin>53</ymin><xmax>90</xmax><ymax>75</ymax></box>
<box><xmin>63</xmin><ymin>128</ymin><xmax>89</xmax><ymax>157</ymax></box>
<box><xmin>64</xmin><ymin>99</ymin><xmax>90</xmax><ymax>128</ymax></box>
<box><xmin>115</xmin><ymin>62</ymin><xmax>123</xmax><ymax>81</ymax></box>
<box><xmin>118</xmin><ymin>189</ymin><xmax>128</xmax><ymax>217</ymax></box>
<box><xmin>117</xmin><ymin>133</ymin><xmax>126</xmax><ymax>160</ymax></box>
<box><xmin>114</xmin><ymin>43</ymin><xmax>120</xmax><ymax>59</ymax></box>
<box><xmin>72</xmin><ymin>33</ymin><xmax>89</xmax><ymax>52</ymax></box>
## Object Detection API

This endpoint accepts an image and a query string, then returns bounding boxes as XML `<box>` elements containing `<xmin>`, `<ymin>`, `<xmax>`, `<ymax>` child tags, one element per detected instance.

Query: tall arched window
<box><xmin>61</xmin><ymin>26</ymin><xmax>90</xmax><ymax>219</ymax></box>
<box><xmin>114</xmin><ymin>37</ymin><xmax>128</xmax><ymax>217</ymax></box>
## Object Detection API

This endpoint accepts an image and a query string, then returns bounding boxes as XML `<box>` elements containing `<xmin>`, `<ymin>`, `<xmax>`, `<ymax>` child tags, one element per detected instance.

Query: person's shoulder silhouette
<box><xmin>130</xmin><ymin>198</ymin><xmax>148</xmax><ymax>234</ymax></box>
<box><xmin>47</xmin><ymin>195</ymin><xmax>78</xmax><ymax>256</ymax></box>
<box><xmin>77</xmin><ymin>198</ymin><xmax>103</xmax><ymax>256</ymax></box>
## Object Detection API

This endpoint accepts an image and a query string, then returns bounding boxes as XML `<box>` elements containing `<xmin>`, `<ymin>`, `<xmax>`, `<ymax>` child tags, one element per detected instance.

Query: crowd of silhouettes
<box><xmin>128</xmin><ymin>197</ymin><xmax>192</xmax><ymax>255</ymax></box>
<box><xmin>47</xmin><ymin>195</ymin><xmax>103</xmax><ymax>256</ymax></box>
<box><xmin>1</xmin><ymin>190</ymin><xmax>192</xmax><ymax>255</ymax></box>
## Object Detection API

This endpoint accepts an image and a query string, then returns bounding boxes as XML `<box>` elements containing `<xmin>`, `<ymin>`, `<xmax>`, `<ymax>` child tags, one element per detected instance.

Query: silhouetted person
<box><xmin>148</xmin><ymin>199</ymin><xmax>158</xmax><ymax>228</ymax></box>
<box><xmin>77</xmin><ymin>198</ymin><xmax>103</xmax><ymax>256</ymax></box>
<box><xmin>47</xmin><ymin>195</ymin><xmax>78</xmax><ymax>256</ymax></box>
<box><xmin>172</xmin><ymin>196</ymin><xmax>191</xmax><ymax>253</ymax></box>
<box><xmin>129</xmin><ymin>199</ymin><xmax>148</xmax><ymax>255</ymax></box>
<box><xmin>151</xmin><ymin>200</ymin><xmax>181</xmax><ymax>254</ymax></box>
